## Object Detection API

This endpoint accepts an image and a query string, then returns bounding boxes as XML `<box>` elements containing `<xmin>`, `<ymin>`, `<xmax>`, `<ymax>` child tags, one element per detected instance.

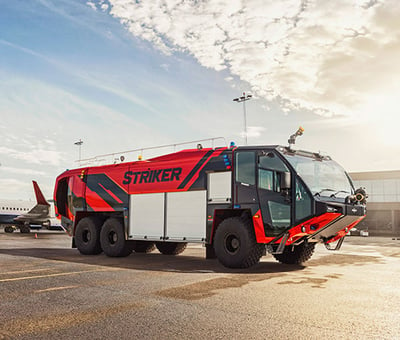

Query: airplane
<box><xmin>0</xmin><ymin>181</ymin><xmax>53</xmax><ymax>233</ymax></box>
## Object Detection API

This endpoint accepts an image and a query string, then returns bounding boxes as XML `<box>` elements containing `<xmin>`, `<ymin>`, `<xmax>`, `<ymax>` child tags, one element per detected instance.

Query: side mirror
<box><xmin>280</xmin><ymin>172</ymin><xmax>291</xmax><ymax>190</ymax></box>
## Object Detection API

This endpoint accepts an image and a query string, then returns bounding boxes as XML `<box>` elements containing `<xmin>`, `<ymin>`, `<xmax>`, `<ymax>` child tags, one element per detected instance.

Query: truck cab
<box><xmin>232</xmin><ymin>146</ymin><xmax>366</xmax><ymax>243</ymax></box>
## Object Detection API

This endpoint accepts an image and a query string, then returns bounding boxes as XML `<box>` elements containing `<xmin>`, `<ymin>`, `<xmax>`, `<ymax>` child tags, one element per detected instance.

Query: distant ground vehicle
<box><xmin>54</xmin><ymin>139</ymin><xmax>366</xmax><ymax>268</ymax></box>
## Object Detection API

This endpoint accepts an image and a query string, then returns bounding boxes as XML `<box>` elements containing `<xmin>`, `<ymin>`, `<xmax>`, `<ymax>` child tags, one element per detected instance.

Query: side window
<box><xmin>258</xmin><ymin>152</ymin><xmax>289</xmax><ymax>192</ymax></box>
<box><xmin>295</xmin><ymin>178</ymin><xmax>312</xmax><ymax>221</ymax></box>
<box><xmin>259</xmin><ymin>169</ymin><xmax>274</xmax><ymax>190</ymax></box>
<box><xmin>268</xmin><ymin>201</ymin><xmax>291</xmax><ymax>229</ymax></box>
<box><xmin>235</xmin><ymin>151</ymin><xmax>255</xmax><ymax>185</ymax></box>
<box><xmin>259</xmin><ymin>152</ymin><xmax>289</xmax><ymax>172</ymax></box>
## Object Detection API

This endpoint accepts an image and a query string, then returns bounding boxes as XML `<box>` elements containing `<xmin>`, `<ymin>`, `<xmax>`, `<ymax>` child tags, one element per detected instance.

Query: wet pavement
<box><xmin>0</xmin><ymin>228</ymin><xmax>399</xmax><ymax>339</ymax></box>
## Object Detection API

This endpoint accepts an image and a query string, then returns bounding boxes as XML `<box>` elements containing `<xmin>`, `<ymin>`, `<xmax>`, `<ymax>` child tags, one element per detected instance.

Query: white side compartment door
<box><xmin>166</xmin><ymin>191</ymin><xmax>207</xmax><ymax>242</ymax></box>
<box><xmin>208</xmin><ymin>172</ymin><xmax>232</xmax><ymax>203</ymax></box>
<box><xmin>129</xmin><ymin>193</ymin><xmax>164</xmax><ymax>240</ymax></box>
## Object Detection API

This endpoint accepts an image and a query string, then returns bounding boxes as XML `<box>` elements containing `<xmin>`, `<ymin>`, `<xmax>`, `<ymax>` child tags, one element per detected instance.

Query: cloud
<box><xmin>0</xmin><ymin>166</ymin><xmax>46</xmax><ymax>176</ymax></box>
<box><xmin>246</xmin><ymin>126</ymin><xmax>266</xmax><ymax>138</ymax></box>
<box><xmin>0</xmin><ymin>146</ymin><xmax>63</xmax><ymax>167</ymax></box>
<box><xmin>0</xmin><ymin>178</ymin><xmax>34</xmax><ymax>200</ymax></box>
<box><xmin>238</xmin><ymin>126</ymin><xmax>266</xmax><ymax>139</ymax></box>
<box><xmin>103</xmin><ymin>0</ymin><xmax>400</xmax><ymax>119</ymax></box>
<box><xmin>0</xmin><ymin>39</ymin><xmax>160</xmax><ymax>115</ymax></box>
<box><xmin>86</xmin><ymin>1</ymin><xmax>97</xmax><ymax>11</ymax></box>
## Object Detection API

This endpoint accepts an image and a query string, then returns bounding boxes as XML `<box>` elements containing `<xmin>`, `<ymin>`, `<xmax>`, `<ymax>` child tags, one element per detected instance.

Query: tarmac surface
<box><xmin>0</xmin><ymin>228</ymin><xmax>400</xmax><ymax>339</ymax></box>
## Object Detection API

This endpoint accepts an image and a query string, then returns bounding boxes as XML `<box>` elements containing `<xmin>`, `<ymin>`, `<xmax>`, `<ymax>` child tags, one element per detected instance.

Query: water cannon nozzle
<box><xmin>288</xmin><ymin>126</ymin><xmax>304</xmax><ymax>147</ymax></box>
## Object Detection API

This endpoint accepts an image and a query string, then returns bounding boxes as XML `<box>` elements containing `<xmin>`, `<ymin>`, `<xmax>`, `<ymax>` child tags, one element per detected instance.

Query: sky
<box><xmin>1</xmin><ymin>0</ymin><xmax>400</xmax><ymax>200</ymax></box>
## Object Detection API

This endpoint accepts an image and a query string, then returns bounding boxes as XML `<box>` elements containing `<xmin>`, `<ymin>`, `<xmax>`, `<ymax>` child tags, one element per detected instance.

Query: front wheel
<box><xmin>213</xmin><ymin>217</ymin><xmax>264</xmax><ymax>268</ymax></box>
<box><xmin>100</xmin><ymin>218</ymin><xmax>132</xmax><ymax>257</ymax></box>
<box><xmin>272</xmin><ymin>242</ymin><xmax>315</xmax><ymax>265</ymax></box>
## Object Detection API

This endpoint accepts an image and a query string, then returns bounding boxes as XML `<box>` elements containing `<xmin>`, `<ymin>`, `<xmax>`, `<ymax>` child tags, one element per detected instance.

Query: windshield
<box><xmin>283</xmin><ymin>154</ymin><xmax>353</xmax><ymax>197</ymax></box>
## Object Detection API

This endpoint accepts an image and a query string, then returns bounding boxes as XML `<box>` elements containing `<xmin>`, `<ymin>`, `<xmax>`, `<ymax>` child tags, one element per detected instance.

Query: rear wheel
<box><xmin>132</xmin><ymin>241</ymin><xmax>155</xmax><ymax>253</ymax></box>
<box><xmin>272</xmin><ymin>242</ymin><xmax>315</xmax><ymax>265</ymax></box>
<box><xmin>213</xmin><ymin>217</ymin><xmax>264</xmax><ymax>268</ymax></box>
<box><xmin>156</xmin><ymin>242</ymin><xmax>187</xmax><ymax>255</ymax></box>
<box><xmin>75</xmin><ymin>217</ymin><xmax>102</xmax><ymax>255</ymax></box>
<box><xmin>100</xmin><ymin>218</ymin><xmax>132</xmax><ymax>257</ymax></box>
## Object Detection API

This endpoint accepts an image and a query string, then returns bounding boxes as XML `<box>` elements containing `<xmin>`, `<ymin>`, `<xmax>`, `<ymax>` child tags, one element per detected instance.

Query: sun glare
<box><xmin>357</xmin><ymin>93</ymin><xmax>400</xmax><ymax>147</ymax></box>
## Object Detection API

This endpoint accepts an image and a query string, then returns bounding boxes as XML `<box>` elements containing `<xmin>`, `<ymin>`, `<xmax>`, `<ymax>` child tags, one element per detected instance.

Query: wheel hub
<box><xmin>82</xmin><ymin>229</ymin><xmax>91</xmax><ymax>243</ymax></box>
<box><xmin>108</xmin><ymin>231</ymin><xmax>118</xmax><ymax>245</ymax></box>
<box><xmin>225</xmin><ymin>234</ymin><xmax>240</xmax><ymax>254</ymax></box>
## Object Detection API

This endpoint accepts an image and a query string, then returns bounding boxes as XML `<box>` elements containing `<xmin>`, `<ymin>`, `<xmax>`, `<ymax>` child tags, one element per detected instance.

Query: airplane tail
<box><xmin>33</xmin><ymin>181</ymin><xmax>50</xmax><ymax>206</ymax></box>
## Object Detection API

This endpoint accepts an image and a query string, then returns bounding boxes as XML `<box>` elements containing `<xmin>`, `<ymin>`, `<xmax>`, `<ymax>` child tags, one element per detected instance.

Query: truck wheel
<box><xmin>272</xmin><ymin>242</ymin><xmax>315</xmax><ymax>265</ymax></box>
<box><xmin>132</xmin><ymin>241</ymin><xmax>155</xmax><ymax>253</ymax></box>
<box><xmin>156</xmin><ymin>242</ymin><xmax>187</xmax><ymax>255</ymax></box>
<box><xmin>75</xmin><ymin>217</ymin><xmax>102</xmax><ymax>255</ymax></box>
<box><xmin>100</xmin><ymin>218</ymin><xmax>132</xmax><ymax>257</ymax></box>
<box><xmin>213</xmin><ymin>217</ymin><xmax>264</xmax><ymax>268</ymax></box>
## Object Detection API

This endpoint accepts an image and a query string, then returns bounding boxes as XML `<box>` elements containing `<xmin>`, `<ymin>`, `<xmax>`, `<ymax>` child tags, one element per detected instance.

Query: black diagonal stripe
<box><xmin>86</xmin><ymin>174</ymin><xmax>128</xmax><ymax>209</ymax></box>
<box><xmin>177</xmin><ymin>150</ymin><xmax>215</xmax><ymax>189</ymax></box>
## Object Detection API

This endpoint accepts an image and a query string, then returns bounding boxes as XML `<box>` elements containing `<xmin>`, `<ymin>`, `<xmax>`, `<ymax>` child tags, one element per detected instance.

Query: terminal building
<box><xmin>350</xmin><ymin>170</ymin><xmax>400</xmax><ymax>236</ymax></box>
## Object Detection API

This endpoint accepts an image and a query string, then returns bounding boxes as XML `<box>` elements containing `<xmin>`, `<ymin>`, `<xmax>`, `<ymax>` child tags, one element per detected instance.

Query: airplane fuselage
<box><xmin>1</xmin><ymin>182</ymin><xmax>55</xmax><ymax>233</ymax></box>
<box><xmin>0</xmin><ymin>200</ymin><xmax>34</xmax><ymax>225</ymax></box>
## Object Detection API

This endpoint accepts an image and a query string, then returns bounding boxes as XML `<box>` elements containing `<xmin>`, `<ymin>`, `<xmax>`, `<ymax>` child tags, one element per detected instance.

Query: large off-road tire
<box><xmin>75</xmin><ymin>217</ymin><xmax>102</xmax><ymax>255</ymax></box>
<box><xmin>156</xmin><ymin>242</ymin><xmax>187</xmax><ymax>255</ymax></box>
<box><xmin>100</xmin><ymin>218</ymin><xmax>132</xmax><ymax>257</ymax></box>
<box><xmin>273</xmin><ymin>242</ymin><xmax>316</xmax><ymax>265</ymax></box>
<box><xmin>4</xmin><ymin>226</ymin><xmax>15</xmax><ymax>233</ymax></box>
<box><xmin>213</xmin><ymin>217</ymin><xmax>264</xmax><ymax>269</ymax></box>
<box><xmin>132</xmin><ymin>240</ymin><xmax>156</xmax><ymax>253</ymax></box>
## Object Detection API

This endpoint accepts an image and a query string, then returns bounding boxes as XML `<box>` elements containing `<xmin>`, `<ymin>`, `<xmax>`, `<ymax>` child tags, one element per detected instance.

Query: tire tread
<box><xmin>272</xmin><ymin>242</ymin><xmax>315</xmax><ymax>265</ymax></box>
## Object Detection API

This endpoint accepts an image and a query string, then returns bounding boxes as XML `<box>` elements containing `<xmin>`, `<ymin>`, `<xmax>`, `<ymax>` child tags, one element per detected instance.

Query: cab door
<box><xmin>256</xmin><ymin>151</ymin><xmax>292</xmax><ymax>235</ymax></box>
<box><xmin>233</xmin><ymin>151</ymin><xmax>258</xmax><ymax>204</ymax></box>
<box><xmin>67</xmin><ymin>170</ymin><xmax>87</xmax><ymax>217</ymax></box>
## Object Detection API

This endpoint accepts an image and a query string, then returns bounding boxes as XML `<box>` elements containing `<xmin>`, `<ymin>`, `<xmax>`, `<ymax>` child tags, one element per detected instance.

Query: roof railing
<box><xmin>77</xmin><ymin>137</ymin><xmax>227</xmax><ymax>166</ymax></box>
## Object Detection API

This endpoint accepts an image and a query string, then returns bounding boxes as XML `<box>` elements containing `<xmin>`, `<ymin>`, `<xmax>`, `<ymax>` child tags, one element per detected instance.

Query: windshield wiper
<box><xmin>314</xmin><ymin>189</ymin><xmax>336</xmax><ymax>196</ymax></box>
<box><xmin>314</xmin><ymin>189</ymin><xmax>350</xmax><ymax>198</ymax></box>
<box><xmin>331</xmin><ymin>190</ymin><xmax>350</xmax><ymax>198</ymax></box>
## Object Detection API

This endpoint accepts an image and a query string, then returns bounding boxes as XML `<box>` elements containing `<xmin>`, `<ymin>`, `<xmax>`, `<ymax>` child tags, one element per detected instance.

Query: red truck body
<box><xmin>54</xmin><ymin>145</ymin><xmax>366</xmax><ymax>268</ymax></box>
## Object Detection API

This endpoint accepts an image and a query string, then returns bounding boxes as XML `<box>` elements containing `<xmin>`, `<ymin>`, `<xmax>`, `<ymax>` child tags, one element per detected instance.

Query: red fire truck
<box><xmin>54</xmin><ymin>140</ymin><xmax>366</xmax><ymax>268</ymax></box>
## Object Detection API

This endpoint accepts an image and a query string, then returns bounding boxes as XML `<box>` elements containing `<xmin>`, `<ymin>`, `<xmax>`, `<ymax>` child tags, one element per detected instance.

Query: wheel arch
<box><xmin>209</xmin><ymin>209</ymin><xmax>254</xmax><ymax>244</ymax></box>
<box><xmin>73</xmin><ymin>211</ymin><xmax>123</xmax><ymax>237</ymax></box>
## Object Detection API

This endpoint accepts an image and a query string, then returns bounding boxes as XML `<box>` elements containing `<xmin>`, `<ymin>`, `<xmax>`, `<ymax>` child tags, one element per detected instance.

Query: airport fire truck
<box><xmin>54</xmin><ymin>134</ymin><xmax>366</xmax><ymax>268</ymax></box>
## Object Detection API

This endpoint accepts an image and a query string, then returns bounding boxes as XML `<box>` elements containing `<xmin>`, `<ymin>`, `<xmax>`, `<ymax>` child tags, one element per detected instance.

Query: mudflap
<box><xmin>205</xmin><ymin>244</ymin><xmax>216</xmax><ymax>259</ymax></box>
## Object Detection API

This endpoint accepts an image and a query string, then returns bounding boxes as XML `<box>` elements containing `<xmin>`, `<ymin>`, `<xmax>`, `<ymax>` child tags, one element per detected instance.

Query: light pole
<box><xmin>74</xmin><ymin>139</ymin><xmax>83</xmax><ymax>162</ymax></box>
<box><xmin>233</xmin><ymin>92</ymin><xmax>252</xmax><ymax>145</ymax></box>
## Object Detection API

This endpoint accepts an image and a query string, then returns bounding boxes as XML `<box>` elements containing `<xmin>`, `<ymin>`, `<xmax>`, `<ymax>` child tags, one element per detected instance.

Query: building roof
<box><xmin>350</xmin><ymin>170</ymin><xmax>400</xmax><ymax>180</ymax></box>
